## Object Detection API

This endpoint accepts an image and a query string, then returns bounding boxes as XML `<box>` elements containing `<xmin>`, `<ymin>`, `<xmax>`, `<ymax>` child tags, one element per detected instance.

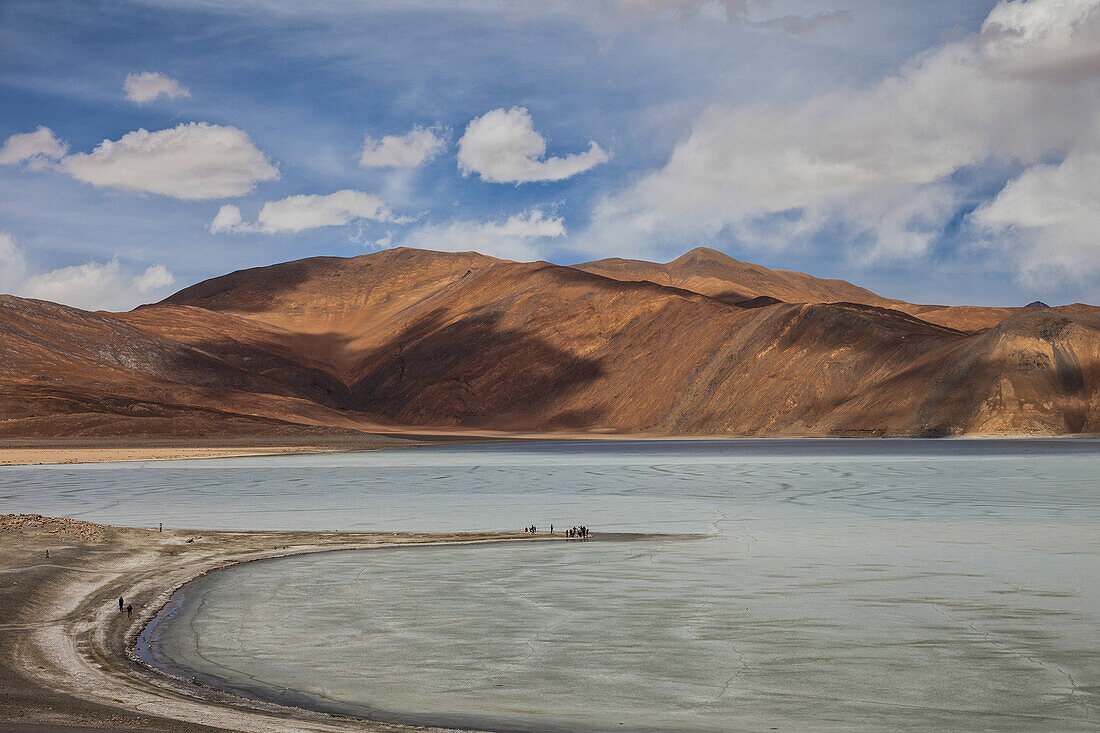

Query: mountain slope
<box><xmin>2</xmin><ymin>248</ymin><xmax>1097</xmax><ymax>438</ymax></box>
<box><xmin>0</xmin><ymin>295</ymin><xmax>374</xmax><ymax>438</ymax></box>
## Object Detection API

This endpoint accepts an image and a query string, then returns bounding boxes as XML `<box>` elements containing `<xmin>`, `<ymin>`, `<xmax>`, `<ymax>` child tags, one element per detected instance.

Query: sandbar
<box><xmin>0</xmin><ymin>513</ymin><xmax>649</xmax><ymax>732</ymax></box>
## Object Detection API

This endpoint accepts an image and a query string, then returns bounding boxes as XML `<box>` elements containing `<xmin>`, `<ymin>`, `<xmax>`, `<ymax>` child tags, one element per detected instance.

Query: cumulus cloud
<box><xmin>974</xmin><ymin>132</ymin><xmax>1100</xmax><ymax>296</ymax></box>
<box><xmin>586</xmin><ymin>0</ymin><xmax>1100</xmax><ymax>283</ymax></box>
<box><xmin>209</xmin><ymin>204</ymin><xmax>246</xmax><ymax>234</ymax></box>
<box><xmin>0</xmin><ymin>232</ymin><xmax>28</xmax><ymax>291</ymax></box>
<box><xmin>60</xmin><ymin>122</ymin><xmax>278</xmax><ymax>200</ymax></box>
<box><xmin>399</xmin><ymin>209</ymin><xmax>565</xmax><ymax>260</ymax></box>
<box><xmin>19</xmin><ymin>260</ymin><xmax>176</xmax><ymax>311</ymax></box>
<box><xmin>0</xmin><ymin>126</ymin><xmax>67</xmax><ymax>167</ymax></box>
<box><xmin>457</xmin><ymin>107</ymin><xmax>609</xmax><ymax>183</ymax></box>
<box><xmin>360</xmin><ymin>126</ymin><xmax>447</xmax><ymax>167</ymax></box>
<box><xmin>132</xmin><ymin>263</ymin><xmax>175</xmax><ymax>293</ymax></box>
<box><xmin>211</xmin><ymin>189</ymin><xmax>398</xmax><ymax>234</ymax></box>
<box><xmin>0</xmin><ymin>233</ymin><xmax>175</xmax><ymax>310</ymax></box>
<box><xmin>124</xmin><ymin>72</ymin><xmax>192</xmax><ymax>104</ymax></box>
<box><xmin>981</xmin><ymin>0</ymin><xmax>1100</xmax><ymax>79</ymax></box>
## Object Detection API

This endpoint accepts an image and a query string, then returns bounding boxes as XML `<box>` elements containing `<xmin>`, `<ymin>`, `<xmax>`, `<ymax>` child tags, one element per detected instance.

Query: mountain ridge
<box><xmin>2</xmin><ymin>247</ymin><xmax>1096</xmax><ymax>439</ymax></box>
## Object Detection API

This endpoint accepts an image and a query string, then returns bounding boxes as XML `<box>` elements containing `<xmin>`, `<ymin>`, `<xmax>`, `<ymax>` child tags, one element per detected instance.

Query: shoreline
<box><xmin>3</xmin><ymin>431</ymin><xmax>1097</xmax><ymax>467</ymax></box>
<box><xmin>0</xmin><ymin>514</ymin><xmax>663</xmax><ymax>732</ymax></box>
<box><xmin>0</xmin><ymin>434</ymin><xmax>437</xmax><ymax>467</ymax></box>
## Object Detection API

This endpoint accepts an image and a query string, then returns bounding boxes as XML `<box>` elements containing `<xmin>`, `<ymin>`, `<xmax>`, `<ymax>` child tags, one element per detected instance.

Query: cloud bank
<box><xmin>399</xmin><ymin>209</ymin><xmax>565</xmax><ymax>260</ymax></box>
<box><xmin>0</xmin><ymin>233</ymin><xmax>28</xmax><ymax>291</ymax></box>
<box><xmin>360</xmin><ymin>126</ymin><xmax>447</xmax><ymax>168</ymax></box>
<box><xmin>458</xmin><ymin>107</ymin><xmax>609</xmax><ymax>183</ymax></box>
<box><xmin>0</xmin><ymin>232</ymin><xmax>175</xmax><ymax>311</ymax></box>
<box><xmin>212</xmin><ymin>189</ymin><xmax>398</xmax><ymax>234</ymax></box>
<box><xmin>123</xmin><ymin>72</ymin><xmax>192</xmax><ymax>104</ymax></box>
<box><xmin>586</xmin><ymin>0</ymin><xmax>1100</xmax><ymax>292</ymax></box>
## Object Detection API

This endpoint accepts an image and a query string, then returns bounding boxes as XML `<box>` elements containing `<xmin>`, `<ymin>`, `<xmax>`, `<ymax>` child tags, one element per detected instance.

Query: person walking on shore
<box><xmin>118</xmin><ymin>596</ymin><xmax>124</xmax><ymax>612</ymax></box>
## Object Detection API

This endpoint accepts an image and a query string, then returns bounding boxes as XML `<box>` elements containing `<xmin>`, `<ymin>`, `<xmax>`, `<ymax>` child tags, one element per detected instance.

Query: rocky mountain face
<box><xmin>2</xmin><ymin>247</ymin><xmax>1097</xmax><ymax>438</ymax></box>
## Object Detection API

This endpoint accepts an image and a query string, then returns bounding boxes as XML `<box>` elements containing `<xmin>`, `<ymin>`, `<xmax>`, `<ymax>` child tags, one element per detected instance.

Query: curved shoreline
<box><xmin>132</xmin><ymin>534</ymin><xmax>679</xmax><ymax>732</ymax></box>
<box><xmin>0</xmin><ymin>515</ymin><xmax>670</xmax><ymax>732</ymax></box>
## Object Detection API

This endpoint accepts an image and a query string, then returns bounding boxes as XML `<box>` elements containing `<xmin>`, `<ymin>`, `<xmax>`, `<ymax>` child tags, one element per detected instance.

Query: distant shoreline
<box><xmin>0</xmin><ymin>432</ymin><xmax>470</xmax><ymax>466</ymax></box>
<box><xmin>2</xmin><ymin>430</ymin><xmax>1096</xmax><ymax>466</ymax></box>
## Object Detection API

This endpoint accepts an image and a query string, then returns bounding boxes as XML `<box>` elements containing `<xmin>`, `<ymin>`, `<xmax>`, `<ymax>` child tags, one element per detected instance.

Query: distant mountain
<box><xmin>2</xmin><ymin>247</ymin><xmax>1097</xmax><ymax>438</ymax></box>
<box><xmin>577</xmin><ymin>247</ymin><xmax>893</xmax><ymax>307</ymax></box>
<box><xmin>577</xmin><ymin>247</ymin><xmax>1049</xmax><ymax>332</ymax></box>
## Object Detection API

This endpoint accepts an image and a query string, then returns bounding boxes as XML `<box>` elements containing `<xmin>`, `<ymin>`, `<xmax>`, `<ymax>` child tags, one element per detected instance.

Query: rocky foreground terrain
<box><xmin>1</xmin><ymin>247</ymin><xmax>1097</xmax><ymax>438</ymax></box>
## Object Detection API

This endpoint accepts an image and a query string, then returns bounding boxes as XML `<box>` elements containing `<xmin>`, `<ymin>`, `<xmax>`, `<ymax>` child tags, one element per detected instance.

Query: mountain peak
<box><xmin>669</xmin><ymin>247</ymin><xmax>743</xmax><ymax>267</ymax></box>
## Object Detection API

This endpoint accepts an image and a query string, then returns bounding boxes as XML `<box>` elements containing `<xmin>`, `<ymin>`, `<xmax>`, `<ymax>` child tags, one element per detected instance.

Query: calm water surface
<box><xmin>3</xmin><ymin>439</ymin><xmax>1098</xmax><ymax>730</ymax></box>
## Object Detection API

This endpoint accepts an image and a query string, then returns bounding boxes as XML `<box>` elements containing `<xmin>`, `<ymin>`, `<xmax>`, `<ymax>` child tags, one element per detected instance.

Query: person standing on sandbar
<box><xmin>119</xmin><ymin>596</ymin><xmax>124</xmax><ymax>612</ymax></box>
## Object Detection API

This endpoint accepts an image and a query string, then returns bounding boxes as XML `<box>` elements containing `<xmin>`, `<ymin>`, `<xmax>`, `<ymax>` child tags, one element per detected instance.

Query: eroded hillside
<box><xmin>2</xmin><ymin>248</ymin><xmax>1096</xmax><ymax>438</ymax></box>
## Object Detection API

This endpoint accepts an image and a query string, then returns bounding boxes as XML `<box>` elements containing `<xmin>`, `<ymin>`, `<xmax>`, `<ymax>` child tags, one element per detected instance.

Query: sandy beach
<box><xmin>0</xmin><ymin>430</ymin><xmax>852</xmax><ymax>467</ymax></box>
<box><xmin>0</xmin><ymin>432</ymin><xmax>652</xmax><ymax>467</ymax></box>
<box><xmin>0</xmin><ymin>514</ymin><xmax>621</xmax><ymax>732</ymax></box>
<box><xmin>0</xmin><ymin>435</ymin><xmax>432</xmax><ymax>467</ymax></box>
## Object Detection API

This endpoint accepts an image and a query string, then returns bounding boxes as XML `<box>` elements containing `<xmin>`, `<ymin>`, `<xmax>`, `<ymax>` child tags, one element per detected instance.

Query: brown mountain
<box><xmin>576</xmin><ymin>247</ymin><xmax>1088</xmax><ymax>332</ymax></box>
<box><xmin>2</xmin><ymin>247</ymin><xmax>1097</xmax><ymax>439</ymax></box>
<box><xmin>578</xmin><ymin>247</ymin><xmax>894</xmax><ymax>307</ymax></box>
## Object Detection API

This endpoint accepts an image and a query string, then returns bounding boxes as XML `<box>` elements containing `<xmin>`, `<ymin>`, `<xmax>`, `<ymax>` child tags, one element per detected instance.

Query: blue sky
<box><xmin>1</xmin><ymin>0</ymin><xmax>1098</xmax><ymax>310</ymax></box>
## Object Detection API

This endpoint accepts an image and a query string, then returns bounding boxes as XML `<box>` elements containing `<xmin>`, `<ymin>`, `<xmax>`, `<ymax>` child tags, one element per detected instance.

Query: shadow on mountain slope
<box><xmin>349</xmin><ymin>308</ymin><xmax>605</xmax><ymax>427</ymax></box>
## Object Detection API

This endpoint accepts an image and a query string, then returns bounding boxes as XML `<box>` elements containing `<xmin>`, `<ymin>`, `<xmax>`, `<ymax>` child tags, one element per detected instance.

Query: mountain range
<box><xmin>2</xmin><ymin>247</ymin><xmax>1097</xmax><ymax>439</ymax></box>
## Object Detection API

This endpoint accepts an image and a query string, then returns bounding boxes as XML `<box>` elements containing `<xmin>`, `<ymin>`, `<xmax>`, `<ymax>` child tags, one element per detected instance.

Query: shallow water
<box><xmin>5</xmin><ymin>439</ymin><xmax>1100</xmax><ymax>729</ymax></box>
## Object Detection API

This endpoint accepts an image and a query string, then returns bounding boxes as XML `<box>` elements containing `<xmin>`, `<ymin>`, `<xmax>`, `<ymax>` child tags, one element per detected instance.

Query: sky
<box><xmin>1</xmin><ymin>0</ymin><xmax>1098</xmax><ymax>310</ymax></box>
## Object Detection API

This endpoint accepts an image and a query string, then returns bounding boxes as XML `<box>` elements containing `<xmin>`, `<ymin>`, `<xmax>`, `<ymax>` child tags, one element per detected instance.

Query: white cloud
<box><xmin>132</xmin><ymin>263</ymin><xmax>175</xmax><ymax>293</ymax></box>
<box><xmin>981</xmin><ymin>0</ymin><xmax>1100</xmax><ymax>79</ymax></box>
<box><xmin>0</xmin><ymin>233</ymin><xmax>175</xmax><ymax>310</ymax></box>
<box><xmin>61</xmin><ymin>122</ymin><xmax>278</xmax><ymax>200</ymax></box>
<box><xmin>123</xmin><ymin>71</ymin><xmax>192</xmax><ymax>104</ymax></box>
<box><xmin>974</xmin><ymin>132</ymin><xmax>1100</xmax><ymax>296</ymax></box>
<box><xmin>585</xmin><ymin>0</ymin><xmax>1100</xmax><ymax>280</ymax></box>
<box><xmin>0</xmin><ymin>126</ymin><xmax>67</xmax><ymax>167</ymax></box>
<box><xmin>360</xmin><ymin>126</ymin><xmax>447</xmax><ymax>168</ymax></box>
<box><xmin>211</xmin><ymin>189</ymin><xmax>398</xmax><ymax>234</ymax></box>
<box><xmin>457</xmin><ymin>107</ymin><xmax>609</xmax><ymax>183</ymax></box>
<box><xmin>0</xmin><ymin>232</ymin><xmax>28</xmax><ymax>291</ymax></box>
<box><xmin>210</xmin><ymin>204</ymin><xmax>246</xmax><ymax>233</ymax></box>
<box><xmin>399</xmin><ymin>209</ymin><xmax>565</xmax><ymax>260</ymax></box>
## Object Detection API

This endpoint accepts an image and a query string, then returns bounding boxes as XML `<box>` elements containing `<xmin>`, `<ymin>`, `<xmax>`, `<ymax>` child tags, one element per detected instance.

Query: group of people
<box><xmin>522</xmin><ymin>524</ymin><xmax>590</xmax><ymax>538</ymax></box>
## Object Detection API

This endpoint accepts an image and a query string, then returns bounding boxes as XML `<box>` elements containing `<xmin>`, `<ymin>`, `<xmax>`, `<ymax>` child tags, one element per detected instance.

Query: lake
<box><xmin>4</xmin><ymin>439</ymin><xmax>1098</xmax><ymax>730</ymax></box>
